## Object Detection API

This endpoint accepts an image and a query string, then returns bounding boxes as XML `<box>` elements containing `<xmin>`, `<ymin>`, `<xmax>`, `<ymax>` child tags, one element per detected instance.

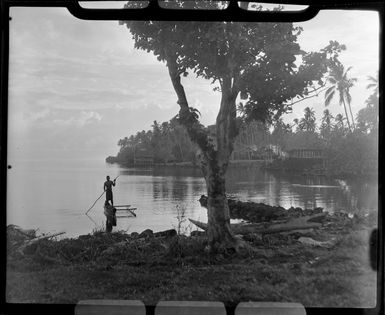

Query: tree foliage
<box><xmin>319</xmin><ymin>109</ymin><xmax>334</xmax><ymax>141</ymax></box>
<box><xmin>110</xmin><ymin>92</ymin><xmax>378</xmax><ymax>176</ymax></box>
<box><xmin>324</xmin><ymin>61</ymin><xmax>357</xmax><ymax>131</ymax></box>
<box><xmin>356</xmin><ymin>73</ymin><xmax>379</xmax><ymax>134</ymax></box>
<box><xmin>113</xmin><ymin>119</ymin><xmax>195</xmax><ymax>164</ymax></box>
<box><xmin>298</xmin><ymin>107</ymin><xmax>316</xmax><ymax>132</ymax></box>
<box><xmin>121</xmin><ymin>15</ymin><xmax>345</xmax><ymax>128</ymax></box>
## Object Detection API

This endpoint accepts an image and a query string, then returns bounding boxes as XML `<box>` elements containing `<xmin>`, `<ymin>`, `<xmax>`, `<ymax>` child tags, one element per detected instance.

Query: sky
<box><xmin>7</xmin><ymin>4</ymin><xmax>379</xmax><ymax>162</ymax></box>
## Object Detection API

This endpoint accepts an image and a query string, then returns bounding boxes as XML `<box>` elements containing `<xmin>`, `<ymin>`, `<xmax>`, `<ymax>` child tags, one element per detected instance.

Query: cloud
<box><xmin>53</xmin><ymin>110</ymin><xmax>102</xmax><ymax>127</ymax></box>
<box><xmin>24</xmin><ymin>108</ymin><xmax>51</xmax><ymax>123</ymax></box>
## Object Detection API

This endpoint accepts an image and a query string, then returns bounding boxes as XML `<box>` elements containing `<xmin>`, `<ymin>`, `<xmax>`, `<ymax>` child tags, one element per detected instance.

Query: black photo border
<box><xmin>0</xmin><ymin>1</ymin><xmax>383</xmax><ymax>314</ymax></box>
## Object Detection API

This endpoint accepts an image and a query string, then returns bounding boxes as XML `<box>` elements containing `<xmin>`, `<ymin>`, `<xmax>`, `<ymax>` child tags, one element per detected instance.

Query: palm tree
<box><xmin>292</xmin><ymin>118</ymin><xmax>300</xmax><ymax>132</ymax></box>
<box><xmin>365</xmin><ymin>74</ymin><xmax>379</xmax><ymax>111</ymax></box>
<box><xmin>324</xmin><ymin>62</ymin><xmax>357</xmax><ymax>131</ymax></box>
<box><xmin>320</xmin><ymin>109</ymin><xmax>334</xmax><ymax>140</ymax></box>
<box><xmin>298</xmin><ymin>107</ymin><xmax>317</xmax><ymax>132</ymax></box>
<box><xmin>334</xmin><ymin>113</ymin><xmax>346</xmax><ymax>131</ymax></box>
<box><xmin>321</xmin><ymin>109</ymin><xmax>334</xmax><ymax>128</ymax></box>
<box><xmin>357</xmin><ymin>73</ymin><xmax>379</xmax><ymax>133</ymax></box>
<box><xmin>366</xmin><ymin>73</ymin><xmax>378</xmax><ymax>91</ymax></box>
<box><xmin>118</xmin><ymin>137</ymin><xmax>128</xmax><ymax>149</ymax></box>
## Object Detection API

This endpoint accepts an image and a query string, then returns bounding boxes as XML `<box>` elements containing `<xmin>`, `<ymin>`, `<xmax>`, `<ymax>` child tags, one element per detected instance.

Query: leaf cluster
<box><xmin>121</xmin><ymin>10</ymin><xmax>346</xmax><ymax>123</ymax></box>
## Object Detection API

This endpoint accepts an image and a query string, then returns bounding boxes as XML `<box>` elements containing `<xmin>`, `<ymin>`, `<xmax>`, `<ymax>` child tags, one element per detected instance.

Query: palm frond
<box><xmin>324</xmin><ymin>89</ymin><xmax>335</xmax><ymax>106</ymax></box>
<box><xmin>347</xmin><ymin>79</ymin><xmax>357</xmax><ymax>88</ymax></box>
<box><xmin>366</xmin><ymin>75</ymin><xmax>378</xmax><ymax>89</ymax></box>
<box><xmin>345</xmin><ymin>66</ymin><xmax>353</xmax><ymax>74</ymax></box>
<box><xmin>325</xmin><ymin>86</ymin><xmax>335</xmax><ymax>96</ymax></box>
<box><xmin>367</xmin><ymin>75</ymin><xmax>378</xmax><ymax>82</ymax></box>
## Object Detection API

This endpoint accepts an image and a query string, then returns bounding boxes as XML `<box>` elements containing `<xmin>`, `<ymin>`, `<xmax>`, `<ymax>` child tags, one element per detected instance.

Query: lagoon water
<box><xmin>7</xmin><ymin>158</ymin><xmax>378</xmax><ymax>238</ymax></box>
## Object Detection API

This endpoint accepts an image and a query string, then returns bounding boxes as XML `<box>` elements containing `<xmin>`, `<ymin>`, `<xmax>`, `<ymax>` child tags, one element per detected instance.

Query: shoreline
<box><xmin>10</xmin><ymin>198</ymin><xmax>377</xmax><ymax>242</ymax></box>
<box><xmin>106</xmin><ymin>159</ymin><xmax>377</xmax><ymax>179</ymax></box>
<box><xmin>7</xmin><ymin>199</ymin><xmax>377</xmax><ymax>306</ymax></box>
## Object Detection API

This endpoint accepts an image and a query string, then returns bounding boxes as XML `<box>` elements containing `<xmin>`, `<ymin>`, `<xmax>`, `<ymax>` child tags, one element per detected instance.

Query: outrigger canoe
<box><xmin>113</xmin><ymin>205</ymin><xmax>137</xmax><ymax>218</ymax></box>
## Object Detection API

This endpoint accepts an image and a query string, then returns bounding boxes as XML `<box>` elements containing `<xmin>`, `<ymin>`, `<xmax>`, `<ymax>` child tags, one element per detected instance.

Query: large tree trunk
<box><xmin>202</xmin><ymin>76</ymin><xmax>239</xmax><ymax>250</ymax></box>
<box><xmin>166</xmin><ymin>54</ymin><xmax>240</xmax><ymax>251</ymax></box>
<box><xmin>203</xmin><ymin>158</ymin><xmax>235</xmax><ymax>249</ymax></box>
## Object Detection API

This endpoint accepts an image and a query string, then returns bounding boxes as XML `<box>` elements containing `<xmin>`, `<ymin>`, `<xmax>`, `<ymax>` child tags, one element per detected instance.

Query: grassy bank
<box><xmin>6</xmin><ymin>210</ymin><xmax>377</xmax><ymax>307</ymax></box>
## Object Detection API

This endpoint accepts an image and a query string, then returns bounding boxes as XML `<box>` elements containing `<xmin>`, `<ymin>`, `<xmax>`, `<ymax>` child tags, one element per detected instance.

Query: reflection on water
<box><xmin>6</xmin><ymin>159</ymin><xmax>377</xmax><ymax>238</ymax></box>
<box><xmin>225</xmin><ymin>166</ymin><xmax>378</xmax><ymax>215</ymax></box>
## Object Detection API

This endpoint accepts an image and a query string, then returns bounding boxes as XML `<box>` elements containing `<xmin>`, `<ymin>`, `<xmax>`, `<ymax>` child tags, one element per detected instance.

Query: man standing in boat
<box><xmin>104</xmin><ymin>175</ymin><xmax>116</xmax><ymax>206</ymax></box>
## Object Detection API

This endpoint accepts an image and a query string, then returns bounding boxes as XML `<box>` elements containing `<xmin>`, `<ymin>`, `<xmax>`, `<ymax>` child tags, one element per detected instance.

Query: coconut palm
<box><xmin>357</xmin><ymin>73</ymin><xmax>379</xmax><ymax>133</ymax></box>
<box><xmin>324</xmin><ymin>62</ymin><xmax>357</xmax><ymax>131</ymax></box>
<box><xmin>334</xmin><ymin>113</ymin><xmax>346</xmax><ymax>131</ymax></box>
<box><xmin>118</xmin><ymin>137</ymin><xmax>128</xmax><ymax>148</ymax></box>
<box><xmin>320</xmin><ymin>109</ymin><xmax>334</xmax><ymax>140</ymax></box>
<box><xmin>298</xmin><ymin>107</ymin><xmax>317</xmax><ymax>132</ymax></box>
<box><xmin>292</xmin><ymin>118</ymin><xmax>300</xmax><ymax>132</ymax></box>
<box><xmin>321</xmin><ymin>109</ymin><xmax>334</xmax><ymax>127</ymax></box>
<box><xmin>366</xmin><ymin>73</ymin><xmax>378</xmax><ymax>91</ymax></box>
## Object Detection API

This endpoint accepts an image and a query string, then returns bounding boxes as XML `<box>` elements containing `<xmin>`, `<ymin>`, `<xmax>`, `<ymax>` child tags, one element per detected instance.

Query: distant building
<box><xmin>266</xmin><ymin>144</ymin><xmax>289</xmax><ymax>159</ymax></box>
<box><xmin>288</xmin><ymin>149</ymin><xmax>324</xmax><ymax>159</ymax></box>
<box><xmin>231</xmin><ymin>144</ymin><xmax>288</xmax><ymax>161</ymax></box>
<box><xmin>279</xmin><ymin>148</ymin><xmax>326</xmax><ymax>172</ymax></box>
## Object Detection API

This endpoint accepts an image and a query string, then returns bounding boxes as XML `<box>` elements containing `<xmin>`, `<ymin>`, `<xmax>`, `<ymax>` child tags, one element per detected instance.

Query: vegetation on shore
<box><xmin>107</xmin><ymin>74</ymin><xmax>378</xmax><ymax>178</ymax></box>
<box><xmin>7</xmin><ymin>201</ymin><xmax>377</xmax><ymax>307</ymax></box>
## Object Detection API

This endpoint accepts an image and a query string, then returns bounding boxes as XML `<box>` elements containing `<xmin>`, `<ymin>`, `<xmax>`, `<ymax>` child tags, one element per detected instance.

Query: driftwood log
<box><xmin>24</xmin><ymin>231</ymin><xmax>66</xmax><ymax>244</ymax></box>
<box><xmin>189</xmin><ymin>213</ymin><xmax>326</xmax><ymax>236</ymax></box>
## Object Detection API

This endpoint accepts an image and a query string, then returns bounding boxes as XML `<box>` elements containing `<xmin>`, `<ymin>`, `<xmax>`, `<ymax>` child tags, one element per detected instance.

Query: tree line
<box><xmin>107</xmin><ymin>117</ymin><xmax>196</xmax><ymax>165</ymax></box>
<box><xmin>108</xmin><ymin>72</ymin><xmax>378</xmax><ymax>177</ymax></box>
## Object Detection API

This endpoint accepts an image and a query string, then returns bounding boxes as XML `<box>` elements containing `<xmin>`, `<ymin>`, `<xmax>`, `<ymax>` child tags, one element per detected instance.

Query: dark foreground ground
<box><xmin>6</xmin><ymin>207</ymin><xmax>378</xmax><ymax>308</ymax></box>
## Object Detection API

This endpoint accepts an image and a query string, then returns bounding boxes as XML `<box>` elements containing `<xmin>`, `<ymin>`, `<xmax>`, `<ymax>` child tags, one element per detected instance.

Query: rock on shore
<box><xmin>198</xmin><ymin>195</ymin><xmax>323</xmax><ymax>223</ymax></box>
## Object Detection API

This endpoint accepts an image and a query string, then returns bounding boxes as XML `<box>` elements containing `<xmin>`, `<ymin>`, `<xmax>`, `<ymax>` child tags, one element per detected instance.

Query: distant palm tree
<box><xmin>299</xmin><ymin>107</ymin><xmax>316</xmax><ymax>132</ymax></box>
<box><xmin>273</xmin><ymin>118</ymin><xmax>292</xmax><ymax>133</ymax></box>
<box><xmin>118</xmin><ymin>137</ymin><xmax>128</xmax><ymax>148</ymax></box>
<box><xmin>320</xmin><ymin>109</ymin><xmax>334</xmax><ymax>139</ymax></box>
<box><xmin>366</xmin><ymin>74</ymin><xmax>378</xmax><ymax>91</ymax></box>
<box><xmin>365</xmin><ymin>73</ymin><xmax>379</xmax><ymax>110</ymax></box>
<box><xmin>357</xmin><ymin>73</ymin><xmax>379</xmax><ymax>133</ymax></box>
<box><xmin>334</xmin><ymin>113</ymin><xmax>346</xmax><ymax>131</ymax></box>
<box><xmin>292</xmin><ymin>118</ymin><xmax>300</xmax><ymax>132</ymax></box>
<box><xmin>321</xmin><ymin>109</ymin><xmax>334</xmax><ymax>128</ymax></box>
<box><xmin>324</xmin><ymin>62</ymin><xmax>357</xmax><ymax>131</ymax></box>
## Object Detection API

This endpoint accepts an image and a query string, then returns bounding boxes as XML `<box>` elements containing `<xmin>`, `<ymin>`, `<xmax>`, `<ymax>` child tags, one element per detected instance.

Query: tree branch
<box><xmin>165</xmin><ymin>52</ymin><xmax>215</xmax><ymax>168</ymax></box>
<box><xmin>166</xmin><ymin>54</ymin><xmax>189</xmax><ymax>110</ymax></box>
<box><xmin>216</xmin><ymin>76</ymin><xmax>239</xmax><ymax>167</ymax></box>
<box><xmin>286</xmin><ymin>85</ymin><xmax>329</xmax><ymax>107</ymax></box>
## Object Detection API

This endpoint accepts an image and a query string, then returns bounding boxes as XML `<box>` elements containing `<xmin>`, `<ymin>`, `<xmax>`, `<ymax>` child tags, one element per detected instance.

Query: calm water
<box><xmin>7</xmin><ymin>158</ymin><xmax>378</xmax><ymax>238</ymax></box>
